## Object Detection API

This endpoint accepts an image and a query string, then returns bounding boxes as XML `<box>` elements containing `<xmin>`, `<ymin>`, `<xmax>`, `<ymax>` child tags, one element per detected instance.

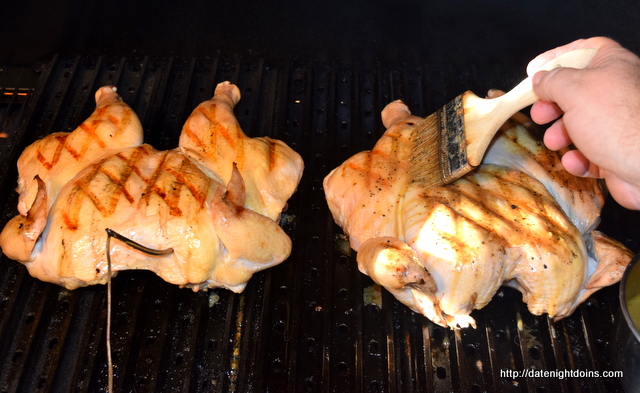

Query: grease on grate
<box><xmin>335</xmin><ymin>233</ymin><xmax>352</xmax><ymax>257</ymax></box>
<box><xmin>363</xmin><ymin>284</ymin><xmax>383</xmax><ymax>309</ymax></box>
<box><xmin>228</xmin><ymin>295</ymin><xmax>245</xmax><ymax>392</ymax></box>
<box><xmin>209</xmin><ymin>292</ymin><xmax>221</xmax><ymax>308</ymax></box>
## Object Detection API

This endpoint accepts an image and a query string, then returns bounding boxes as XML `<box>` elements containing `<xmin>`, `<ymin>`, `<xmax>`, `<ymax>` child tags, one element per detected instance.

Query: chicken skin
<box><xmin>323</xmin><ymin>93</ymin><xmax>632</xmax><ymax>328</ymax></box>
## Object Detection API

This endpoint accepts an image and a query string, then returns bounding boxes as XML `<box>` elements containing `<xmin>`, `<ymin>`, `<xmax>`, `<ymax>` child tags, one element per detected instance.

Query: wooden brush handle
<box><xmin>464</xmin><ymin>48</ymin><xmax>597</xmax><ymax>166</ymax></box>
<box><xmin>497</xmin><ymin>48</ymin><xmax>598</xmax><ymax>112</ymax></box>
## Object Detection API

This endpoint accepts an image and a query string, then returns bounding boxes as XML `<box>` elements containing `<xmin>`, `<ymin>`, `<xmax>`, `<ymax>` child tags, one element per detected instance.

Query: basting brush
<box><xmin>410</xmin><ymin>48</ymin><xmax>598</xmax><ymax>188</ymax></box>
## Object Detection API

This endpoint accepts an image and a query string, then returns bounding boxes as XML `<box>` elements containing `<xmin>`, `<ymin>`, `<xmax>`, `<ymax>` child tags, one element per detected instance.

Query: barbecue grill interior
<box><xmin>2</xmin><ymin>1</ymin><xmax>640</xmax><ymax>392</ymax></box>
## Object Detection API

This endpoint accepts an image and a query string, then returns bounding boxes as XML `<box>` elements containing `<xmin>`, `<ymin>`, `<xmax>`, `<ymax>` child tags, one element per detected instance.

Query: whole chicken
<box><xmin>0</xmin><ymin>82</ymin><xmax>304</xmax><ymax>292</ymax></box>
<box><xmin>323</xmin><ymin>91</ymin><xmax>632</xmax><ymax>328</ymax></box>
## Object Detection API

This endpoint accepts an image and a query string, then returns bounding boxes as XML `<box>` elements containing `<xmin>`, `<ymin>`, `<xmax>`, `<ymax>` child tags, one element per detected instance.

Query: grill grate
<box><xmin>0</xmin><ymin>54</ymin><xmax>633</xmax><ymax>392</ymax></box>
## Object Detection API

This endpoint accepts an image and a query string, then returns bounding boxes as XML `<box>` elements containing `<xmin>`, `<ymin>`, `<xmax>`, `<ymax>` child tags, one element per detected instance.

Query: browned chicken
<box><xmin>0</xmin><ymin>82</ymin><xmax>303</xmax><ymax>292</ymax></box>
<box><xmin>324</xmin><ymin>91</ymin><xmax>632</xmax><ymax>328</ymax></box>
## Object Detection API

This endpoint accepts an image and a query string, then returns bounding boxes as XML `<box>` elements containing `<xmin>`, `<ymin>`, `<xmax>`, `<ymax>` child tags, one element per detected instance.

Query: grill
<box><xmin>3</xmin><ymin>2</ymin><xmax>640</xmax><ymax>392</ymax></box>
<box><xmin>0</xmin><ymin>54</ymin><xmax>638</xmax><ymax>393</ymax></box>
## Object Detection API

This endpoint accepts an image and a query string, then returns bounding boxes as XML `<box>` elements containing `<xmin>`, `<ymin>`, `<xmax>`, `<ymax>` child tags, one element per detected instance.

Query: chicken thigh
<box><xmin>15</xmin><ymin>86</ymin><xmax>144</xmax><ymax>216</ymax></box>
<box><xmin>180</xmin><ymin>82</ymin><xmax>304</xmax><ymax>221</ymax></box>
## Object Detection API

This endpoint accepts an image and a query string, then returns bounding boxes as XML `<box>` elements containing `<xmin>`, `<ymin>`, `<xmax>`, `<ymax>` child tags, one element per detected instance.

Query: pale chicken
<box><xmin>323</xmin><ymin>91</ymin><xmax>632</xmax><ymax>328</ymax></box>
<box><xmin>0</xmin><ymin>82</ymin><xmax>304</xmax><ymax>292</ymax></box>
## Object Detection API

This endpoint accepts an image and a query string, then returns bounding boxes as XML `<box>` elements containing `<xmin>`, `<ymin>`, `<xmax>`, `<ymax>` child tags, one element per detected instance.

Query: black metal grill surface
<box><xmin>1</xmin><ymin>55</ymin><xmax>639</xmax><ymax>393</ymax></box>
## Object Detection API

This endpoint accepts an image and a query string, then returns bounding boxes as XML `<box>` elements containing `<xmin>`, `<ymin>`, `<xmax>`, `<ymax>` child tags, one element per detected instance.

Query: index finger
<box><xmin>526</xmin><ymin>37</ymin><xmax>620</xmax><ymax>76</ymax></box>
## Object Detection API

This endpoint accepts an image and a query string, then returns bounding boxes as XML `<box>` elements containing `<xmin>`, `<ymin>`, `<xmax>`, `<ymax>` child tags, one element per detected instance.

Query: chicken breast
<box><xmin>0</xmin><ymin>82</ymin><xmax>303</xmax><ymax>292</ymax></box>
<box><xmin>323</xmin><ymin>93</ymin><xmax>632</xmax><ymax>328</ymax></box>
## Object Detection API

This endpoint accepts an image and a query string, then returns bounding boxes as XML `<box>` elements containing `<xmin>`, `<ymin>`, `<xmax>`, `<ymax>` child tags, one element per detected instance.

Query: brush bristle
<box><xmin>410</xmin><ymin>95</ymin><xmax>470</xmax><ymax>188</ymax></box>
<box><xmin>410</xmin><ymin>113</ymin><xmax>444</xmax><ymax>188</ymax></box>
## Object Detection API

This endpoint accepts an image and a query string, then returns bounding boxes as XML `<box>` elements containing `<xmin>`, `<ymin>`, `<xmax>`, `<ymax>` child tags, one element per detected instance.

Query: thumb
<box><xmin>532</xmin><ymin>67</ymin><xmax>585</xmax><ymax>111</ymax></box>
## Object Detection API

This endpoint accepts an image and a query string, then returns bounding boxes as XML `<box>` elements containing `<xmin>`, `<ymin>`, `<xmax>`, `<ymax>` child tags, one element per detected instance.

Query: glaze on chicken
<box><xmin>0</xmin><ymin>82</ymin><xmax>304</xmax><ymax>292</ymax></box>
<box><xmin>323</xmin><ymin>91</ymin><xmax>632</xmax><ymax>328</ymax></box>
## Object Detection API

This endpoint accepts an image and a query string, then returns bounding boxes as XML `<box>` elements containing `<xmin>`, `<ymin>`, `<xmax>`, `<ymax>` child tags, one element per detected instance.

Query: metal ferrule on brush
<box><xmin>410</xmin><ymin>95</ymin><xmax>467</xmax><ymax>188</ymax></box>
<box><xmin>439</xmin><ymin>95</ymin><xmax>467</xmax><ymax>184</ymax></box>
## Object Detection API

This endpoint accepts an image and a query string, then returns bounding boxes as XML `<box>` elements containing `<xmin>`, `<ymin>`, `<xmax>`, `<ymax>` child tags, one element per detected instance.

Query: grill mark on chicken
<box><xmin>140</xmin><ymin>150</ymin><xmax>183</xmax><ymax>216</ymax></box>
<box><xmin>182</xmin><ymin>105</ymin><xmax>247</xmax><ymax>169</ymax></box>
<box><xmin>96</xmin><ymin>146</ymin><xmax>148</xmax><ymax>214</ymax></box>
<box><xmin>61</xmin><ymin>147</ymin><xmax>201</xmax><ymax>230</ymax></box>
<box><xmin>440</xmin><ymin>172</ymin><xmax>575</xmax><ymax>254</ymax></box>
<box><xmin>110</xmin><ymin>147</ymin><xmax>149</xmax><ymax>204</ymax></box>
<box><xmin>181</xmin><ymin>124</ymin><xmax>206</xmax><ymax>150</ymax></box>
<box><xmin>82</xmin><ymin>170</ymin><xmax>109</xmax><ymax>212</ymax></box>
<box><xmin>62</xmin><ymin>139</ymin><xmax>83</xmax><ymax>160</ymax></box>
<box><xmin>266</xmin><ymin>138</ymin><xmax>277</xmax><ymax>172</ymax></box>
<box><xmin>36</xmin><ymin>107</ymin><xmax>126</xmax><ymax>171</ymax></box>
<box><xmin>200</xmin><ymin>105</ymin><xmax>238</xmax><ymax>150</ymax></box>
<box><xmin>101</xmin><ymin>167</ymin><xmax>135</xmax><ymax>205</ymax></box>
<box><xmin>61</xmin><ymin>206</ymin><xmax>77</xmax><ymax>231</ymax></box>
<box><xmin>164</xmin><ymin>163</ymin><xmax>208</xmax><ymax>209</ymax></box>
<box><xmin>82</xmin><ymin>146</ymin><xmax>146</xmax><ymax>216</ymax></box>
<box><xmin>78</xmin><ymin>122</ymin><xmax>108</xmax><ymax>149</ymax></box>
<box><xmin>62</xmin><ymin>152</ymin><xmax>206</xmax><ymax>228</ymax></box>
<box><xmin>422</xmin><ymin>189</ymin><xmax>514</xmax><ymax>242</ymax></box>
<box><xmin>154</xmin><ymin>183</ymin><xmax>182</xmax><ymax>215</ymax></box>
<box><xmin>62</xmin><ymin>166</ymin><xmax>104</xmax><ymax>230</ymax></box>
<box><xmin>231</xmin><ymin>125</ymin><xmax>245</xmax><ymax>169</ymax></box>
<box><xmin>36</xmin><ymin>134</ymin><xmax>68</xmax><ymax>170</ymax></box>
<box><xmin>157</xmin><ymin>164</ymin><xmax>185</xmax><ymax>216</ymax></box>
<box><xmin>347</xmin><ymin>149</ymin><xmax>398</xmax><ymax>192</ymax></box>
<box><xmin>107</xmin><ymin>112</ymin><xmax>125</xmax><ymax>129</ymax></box>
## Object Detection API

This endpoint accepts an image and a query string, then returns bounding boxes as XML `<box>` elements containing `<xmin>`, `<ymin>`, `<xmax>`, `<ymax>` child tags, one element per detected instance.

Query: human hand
<box><xmin>526</xmin><ymin>37</ymin><xmax>640</xmax><ymax>210</ymax></box>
